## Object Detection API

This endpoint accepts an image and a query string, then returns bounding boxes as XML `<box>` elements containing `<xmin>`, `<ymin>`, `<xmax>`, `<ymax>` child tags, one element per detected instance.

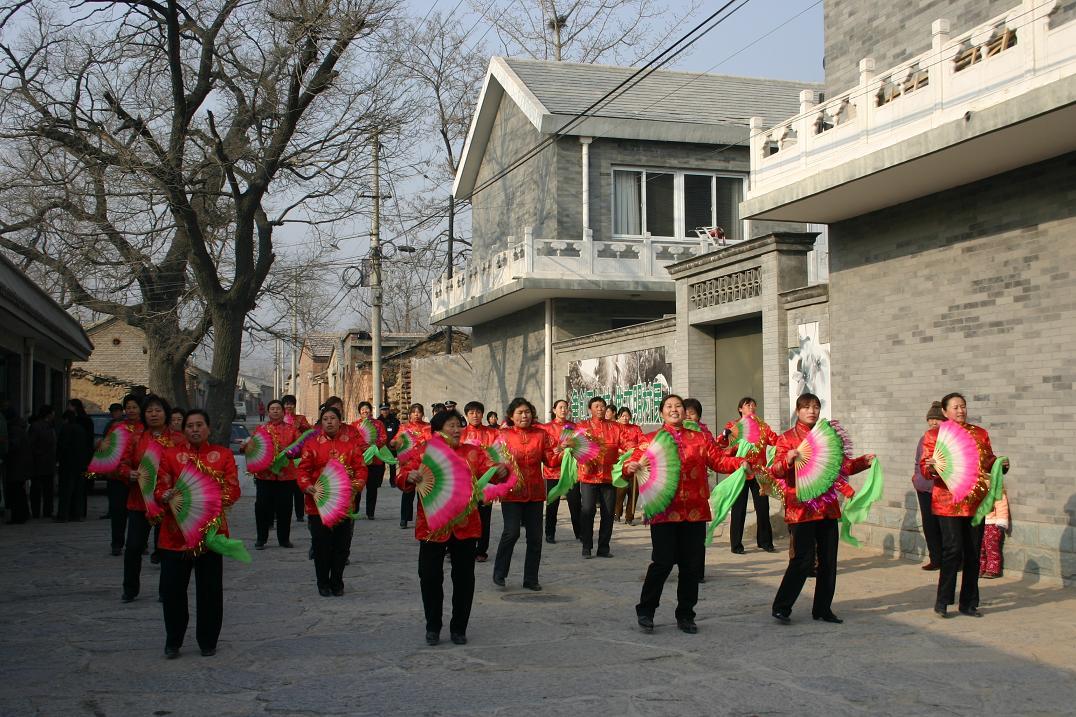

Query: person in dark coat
<box><xmin>4</xmin><ymin>411</ymin><xmax>31</xmax><ymax>524</ymax></box>
<box><xmin>68</xmin><ymin>399</ymin><xmax>95</xmax><ymax>519</ymax></box>
<box><xmin>28</xmin><ymin>405</ymin><xmax>57</xmax><ymax>519</ymax></box>
<box><xmin>56</xmin><ymin>410</ymin><xmax>92</xmax><ymax>521</ymax></box>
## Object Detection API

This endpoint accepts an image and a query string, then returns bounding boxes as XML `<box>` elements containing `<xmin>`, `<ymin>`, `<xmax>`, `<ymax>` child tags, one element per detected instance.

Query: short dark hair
<box><xmin>68</xmin><ymin>398</ymin><xmax>87</xmax><ymax>417</ymax></box>
<box><xmin>682</xmin><ymin>398</ymin><xmax>702</xmax><ymax>415</ymax></box>
<box><xmin>183</xmin><ymin>408</ymin><xmax>211</xmax><ymax>429</ymax></box>
<box><xmin>795</xmin><ymin>393</ymin><xmax>821</xmax><ymax>411</ymax></box>
<box><xmin>737</xmin><ymin>396</ymin><xmax>757</xmax><ymax>410</ymax></box>
<box><xmin>281</xmin><ymin>394</ymin><xmax>297</xmax><ymax>406</ymax></box>
<box><xmin>169</xmin><ymin>407</ymin><xmax>185</xmax><ymax>417</ymax></box>
<box><xmin>140</xmin><ymin>394</ymin><xmax>172</xmax><ymax>427</ymax></box>
<box><xmin>358</xmin><ymin>401</ymin><xmax>373</xmax><ymax>412</ymax></box>
<box><xmin>659</xmin><ymin>394</ymin><xmax>684</xmax><ymax>413</ymax></box>
<box><xmin>616</xmin><ymin>407</ymin><xmax>633</xmax><ymax>420</ymax></box>
<box><xmin>505</xmin><ymin>397</ymin><xmax>533</xmax><ymax>424</ymax></box>
<box><xmin>486</xmin><ymin>411</ymin><xmax>498</xmax><ymax>421</ymax></box>
<box><xmin>121</xmin><ymin>393</ymin><xmax>141</xmax><ymax>409</ymax></box>
<box><xmin>267</xmin><ymin>399</ymin><xmax>283</xmax><ymax>411</ymax></box>
<box><xmin>941</xmin><ymin>392</ymin><xmax>966</xmax><ymax>410</ymax></box>
<box><xmin>319</xmin><ymin>405</ymin><xmax>343</xmax><ymax>422</ymax></box>
<box><xmin>464</xmin><ymin>401</ymin><xmax>485</xmax><ymax>414</ymax></box>
<box><xmin>588</xmin><ymin>396</ymin><xmax>607</xmax><ymax>409</ymax></box>
<box><xmin>408</xmin><ymin>403</ymin><xmax>424</xmax><ymax>415</ymax></box>
<box><xmin>430</xmin><ymin>410</ymin><xmax>463</xmax><ymax>432</ymax></box>
<box><xmin>109</xmin><ymin>403</ymin><xmax>123</xmax><ymax>412</ymax></box>
<box><xmin>323</xmin><ymin>396</ymin><xmax>344</xmax><ymax>409</ymax></box>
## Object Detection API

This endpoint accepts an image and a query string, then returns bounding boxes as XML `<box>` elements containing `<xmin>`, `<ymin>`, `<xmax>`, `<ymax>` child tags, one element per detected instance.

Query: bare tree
<box><xmin>0</xmin><ymin>0</ymin><xmax>406</xmax><ymax>439</ymax></box>
<box><xmin>469</xmin><ymin>0</ymin><xmax>698</xmax><ymax>64</ymax></box>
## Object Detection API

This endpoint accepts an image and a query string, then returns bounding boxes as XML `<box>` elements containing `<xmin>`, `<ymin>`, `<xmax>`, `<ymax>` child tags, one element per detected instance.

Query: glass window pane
<box><xmin>613</xmin><ymin>170</ymin><xmax>641</xmax><ymax>235</ymax></box>
<box><xmin>683</xmin><ymin>174</ymin><xmax>713</xmax><ymax>238</ymax></box>
<box><xmin>645</xmin><ymin>172</ymin><xmax>674</xmax><ymax>237</ymax></box>
<box><xmin>715</xmin><ymin>176</ymin><xmax>744</xmax><ymax>241</ymax></box>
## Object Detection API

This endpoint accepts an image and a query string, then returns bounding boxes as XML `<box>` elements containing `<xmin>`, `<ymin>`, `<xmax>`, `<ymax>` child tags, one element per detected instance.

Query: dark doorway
<box><xmin>713</xmin><ymin>317</ymin><xmax>763</xmax><ymax>424</ymax></box>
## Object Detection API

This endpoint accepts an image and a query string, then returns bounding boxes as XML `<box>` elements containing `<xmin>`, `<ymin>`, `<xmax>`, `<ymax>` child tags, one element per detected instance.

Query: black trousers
<box><xmin>579</xmin><ymin>483</ymin><xmax>616</xmax><ymax>554</ymax></box>
<box><xmin>545</xmin><ymin>479</ymin><xmax>561</xmax><ymax>539</ymax></box>
<box><xmin>56</xmin><ymin>466</ymin><xmax>84</xmax><ymax>521</ymax></box>
<box><xmin>309</xmin><ymin>515</ymin><xmax>351</xmax><ymax>591</ymax></box>
<box><xmin>293</xmin><ymin>482</ymin><xmax>305</xmax><ymax>520</ymax></box>
<box><xmin>254</xmin><ymin>480</ymin><xmax>294</xmax><ymax>545</ymax></box>
<box><xmin>773</xmin><ymin>519</ymin><xmax>839</xmax><ymax>616</ymax></box>
<box><xmin>493</xmin><ymin>501</ymin><xmax>543</xmax><ymax>584</ymax></box>
<box><xmin>730</xmin><ymin>479</ymin><xmax>774</xmax><ymax>550</ymax></box>
<box><xmin>400</xmin><ymin>488</ymin><xmax>415</xmax><ymax>523</ymax></box>
<box><xmin>4</xmin><ymin>476</ymin><xmax>28</xmax><ymax>523</ymax></box>
<box><xmin>916</xmin><ymin>491</ymin><xmax>943</xmax><ymax>565</ymax></box>
<box><xmin>159</xmin><ymin>549</ymin><xmax>223</xmax><ymax>651</ymax></box>
<box><xmin>362</xmin><ymin>464</ymin><xmax>384</xmax><ymax>518</ymax></box>
<box><xmin>107</xmin><ymin>480</ymin><xmax>128</xmax><ymax>550</ymax></box>
<box><xmin>566</xmin><ymin>483</ymin><xmax>582</xmax><ymax>539</ymax></box>
<box><xmin>637</xmin><ymin>521</ymin><xmax>705</xmax><ymax>620</ymax></box>
<box><xmin>123</xmin><ymin>510</ymin><xmax>152</xmax><ymax>598</ymax></box>
<box><xmin>29</xmin><ymin>472</ymin><xmax>54</xmax><ymax>518</ymax></box>
<box><xmin>418</xmin><ymin>536</ymin><xmax>477</xmax><ymax>634</ymax></box>
<box><xmin>937</xmin><ymin>516</ymin><xmax>984</xmax><ymax>610</ymax></box>
<box><xmin>476</xmin><ymin>503</ymin><xmax>493</xmax><ymax>556</ymax></box>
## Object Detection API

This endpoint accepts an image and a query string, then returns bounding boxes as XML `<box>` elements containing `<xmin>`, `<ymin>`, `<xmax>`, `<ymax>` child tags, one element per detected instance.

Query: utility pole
<box><xmin>370</xmin><ymin>131</ymin><xmax>383</xmax><ymax>406</ymax></box>
<box><xmin>446</xmin><ymin>193</ymin><xmax>454</xmax><ymax>355</ymax></box>
<box><xmin>291</xmin><ymin>273</ymin><xmax>299</xmax><ymax>400</ymax></box>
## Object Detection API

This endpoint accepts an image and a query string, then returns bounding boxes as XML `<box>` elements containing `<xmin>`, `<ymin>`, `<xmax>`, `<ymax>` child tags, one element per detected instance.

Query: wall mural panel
<box><xmin>787</xmin><ymin>321</ymin><xmax>831</xmax><ymax>423</ymax></box>
<box><xmin>566</xmin><ymin>347</ymin><xmax>671</xmax><ymax>426</ymax></box>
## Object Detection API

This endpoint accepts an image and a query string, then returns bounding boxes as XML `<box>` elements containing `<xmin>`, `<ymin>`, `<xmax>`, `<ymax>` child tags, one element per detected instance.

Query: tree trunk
<box><xmin>142</xmin><ymin>323</ymin><xmax>192</xmax><ymax>409</ymax></box>
<box><xmin>205</xmin><ymin>305</ymin><xmax>246</xmax><ymax>445</ymax></box>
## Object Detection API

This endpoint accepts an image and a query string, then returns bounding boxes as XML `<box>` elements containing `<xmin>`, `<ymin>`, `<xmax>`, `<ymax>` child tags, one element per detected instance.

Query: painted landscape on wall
<box><xmin>566</xmin><ymin>347</ymin><xmax>671</xmax><ymax>426</ymax></box>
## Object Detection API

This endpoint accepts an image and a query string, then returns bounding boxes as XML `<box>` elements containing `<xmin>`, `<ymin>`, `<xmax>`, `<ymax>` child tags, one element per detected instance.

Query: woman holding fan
<box><xmin>154</xmin><ymin>410</ymin><xmax>241</xmax><ymax>659</ymax></box>
<box><xmin>624</xmin><ymin>394</ymin><xmax>746</xmax><ymax>635</ymax></box>
<box><xmin>354</xmin><ymin>401</ymin><xmax>388</xmax><ymax>519</ymax></box>
<box><xmin>251</xmin><ymin>399</ymin><xmax>300</xmax><ymax>550</ymax></box>
<box><xmin>393</xmin><ymin>404</ymin><xmax>432</xmax><ymax>529</ymax></box>
<box><xmin>718</xmin><ymin>397</ymin><xmax>778</xmax><ymax>554</ymax></box>
<box><xmin>540</xmin><ymin>399</ymin><xmax>575</xmax><ymax>542</ymax></box>
<box><xmin>462</xmin><ymin>401</ymin><xmax>499</xmax><ymax>562</ymax></box>
<box><xmin>920</xmin><ymin>392</ymin><xmax>1009</xmax><ymax>618</ymax></box>
<box><xmin>614</xmin><ymin>407</ymin><xmax>645</xmax><ymax>525</ymax></box>
<box><xmin>768</xmin><ymin>393</ymin><xmax>874</xmax><ymax>625</ymax></box>
<box><xmin>404</xmin><ymin>409</ymin><xmax>507</xmax><ymax>646</ymax></box>
<box><xmin>102</xmin><ymin>394</ymin><xmax>145</xmax><ymax>556</ymax></box>
<box><xmin>297</xmin><ymin>406</ymin><xmax>368</xmax><ymax>597</ymax></box>
<box><xmin>119</xmin><ymin>395</ymin><xmax>185</xmax><ymax>604</ymax></box>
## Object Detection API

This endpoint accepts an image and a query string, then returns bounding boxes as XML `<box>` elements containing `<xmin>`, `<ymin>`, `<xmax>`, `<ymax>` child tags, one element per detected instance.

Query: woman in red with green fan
<box><xmin>154</xmin><ymin>409</ymin><xmax>241</xmax><ymax>659</ymax></box>
<box><xmin>393</xmin><ymin>403</ymin><xmax>432</xmax><ymax>529</ymax></box>
<box><xmin>354</xmin><ymin>401</ymin><xmax>388</xmax><ymax>519</ymax></box>
<box><xmin>251</xmin><ymin>399</ymin><xmax>299</xmax><ymax>550</ymax></box>
<box><xmin>540</xmin><ymin>399</ymin><xmax>576</xmax><ymax>542</ymax></box>
<box><xmin>717</xmin><ymin>397</ymin><xmax>778</xmax><ymax>555</ymax></box>
<box><xmin>613</xmin><ymin>406</ymin><xmax>645</xmax><ymax>526</ymax></box>
<box><xmin>297</xmin><ymin>406</ymin><xmax>367</xmax><ymax>597</ymax></box>
<box><xmin>768</xmin><ymin>393</ymin><xmax>874</xmax><ymax>625</ymax></box>
<box><xmin>623</xmin><ymin>394</ymin><xmax>746</xmax><ymax>634</ymax></box>
<box><xmin>462</xmin><ymin>400</ymin><xmax>499</xmax><ymax>561</ymax></box>
<box><xmin>104</xmin><ymin>394</ymin><xmax>145</xmax><ymax>556</ymax></box>
<box><xmin>919</xmin><ymin>392</ymin><xmax>1009</xmax><ymax>618</ymax></box>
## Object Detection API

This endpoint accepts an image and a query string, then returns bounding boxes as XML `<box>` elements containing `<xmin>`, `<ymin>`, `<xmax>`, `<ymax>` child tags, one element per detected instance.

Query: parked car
<box><xmin>234</xmin><ymin>401</ymin><xmax>247</xmax><ymax>421</ymax></box>
<box><xmin>229</xmin><ymin>422</ymin><xmax>250</xmax><ymax>454</ymax></box>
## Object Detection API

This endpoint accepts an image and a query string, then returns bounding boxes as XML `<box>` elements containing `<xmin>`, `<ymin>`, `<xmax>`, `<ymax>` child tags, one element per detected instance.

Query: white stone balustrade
<box><xmin>746</xmin><ymin>0</ymin><xmax>1075</xmax><ymax>200</ymax></box>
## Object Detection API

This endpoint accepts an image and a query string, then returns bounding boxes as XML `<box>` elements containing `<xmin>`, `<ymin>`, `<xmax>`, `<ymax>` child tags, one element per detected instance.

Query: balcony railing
<box><xmin>747</xmin><ymin>0</ymin><xmax>1076</xmax><ymax>199</ymax></box>
<box><xmin>431</xmin><ymin>229</ymin><xmax>736</xmax><ymax>318</ymax></box>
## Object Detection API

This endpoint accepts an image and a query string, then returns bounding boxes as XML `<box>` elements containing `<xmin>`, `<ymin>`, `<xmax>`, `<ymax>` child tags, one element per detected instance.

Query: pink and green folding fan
<box><xmin>793</xmin><ymin>419</ymin><xmax>848</xmax><ymax>501</ymax></box>
<box><xmin>244</xmin><ymin>427</ymin><xmax>275</xmax><ymax>474</ymax></box>
<box><xmin>635</xmin><ymin>430</ymin><xmax>682</xmax><ymax>519</ymax></box>
<box><xmin>731</xmin><ymin>415</ymin><xmax>762</xmax><ymax>446</ymax></box>
<box><xmin>931</xmin><ymin>420</ymin><xmax>983</xmax><ymax>504</ymax></box>
<box><xmin>394</xmin><ymin>431</ymin><xmax>420</xmax><ymax>465</ymax></box>
<box><xmin>354</xmin><ymin>418</ymin><xmax>378</xmax><ymax>447</ymax></box>
<box><xmin>284</xmin><ymin>428</ymin><xmax>316</xmax><ymax>459</ymax></box>
<box><xmin>479</xmin><ymin>439</ymin><xmax>519</xmax><ymax>502</ymax></box>
<box><xmin>547</xmin><ymin>427</ymin><xmax>597</xmax><ymax>502</ymax></box>
<box><xmin>138</xmin><ymin>440</ymin><xmax>166</xmax><ymax>521</ymax></box>
<box><xmin>168</xmin><ymin>463</ymin><xmax>224</xmax><ymax>551</ymax></box>
<box><xmin>312</xmin><ymin>458</ymin><xmax>357</xmax><ymax>528</ymax></box>
<box><xmin>414</xmin><ymin>435</ymin><xmax>474</xmax><ymax>533</ymax></box>
<box><xmin>87</xmin><ymin>426</ymin><xmax>133</xmax><ymax>475</ymax></box>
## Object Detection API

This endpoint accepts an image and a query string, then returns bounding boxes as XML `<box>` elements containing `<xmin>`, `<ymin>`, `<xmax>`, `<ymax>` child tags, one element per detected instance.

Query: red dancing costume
<box><xmin>614</xmin><ymin>422</ymin><xmax>645</xmax><ymax>523</ymax></box>
<box><xmin>104</xmin><ymin>419</ymin><xmax>145</xmax><ymax>554</ymax></box>
<box><xmin>492</xmin><ymin>425</ymin><xmax>556</xmax><ymax>588</ymax></box>
<box><xmin>577</xmin><ymin>418</ymin><xmax>637</xmax><ymax>556</ymax></box>
<box><xmin>253</xmin><ymin>419</ymin><xmax>300</xmax><ymax>548</ymax></box>
<box><xmin>394</xmin><ymin>420</ymin><xmax>432</xmax><ymax>528</ymax></box>
<box><xmin>718</xmin><ymin>417</ymin><xmax>779</xmax><ymax>553</ymax></box>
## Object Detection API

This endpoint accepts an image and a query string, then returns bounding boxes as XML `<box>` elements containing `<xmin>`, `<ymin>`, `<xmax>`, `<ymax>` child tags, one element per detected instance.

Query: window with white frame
<box><xmin>612</xmin><ymin>168</ymin><xmax>745</xmax><ymax>241</ymax></box>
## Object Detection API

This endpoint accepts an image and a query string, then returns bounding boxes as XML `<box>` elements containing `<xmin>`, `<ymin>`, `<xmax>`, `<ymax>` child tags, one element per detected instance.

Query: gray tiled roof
<box><xmin>503</xmin><ymin>57</ymin><xmax>820</xmax><ymax>129</ymax></box>
<box><xmin>303</xmin><ymin>333</ymin><xmax>339</xmax><ymax>359</ymax></box>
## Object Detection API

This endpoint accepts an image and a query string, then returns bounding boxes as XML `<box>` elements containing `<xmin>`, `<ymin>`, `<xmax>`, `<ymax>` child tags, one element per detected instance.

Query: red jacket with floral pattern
<box><xmin>718</xmin><ymin>417</ymin><xmax>780</xmax><ymax>479</ymax></box>
<box><xmin>296</xmin><ymin>429</ymin><xmax>368</xmax><ymax>517</ymax></box>
<box><xmin>461</xmin><ymin>423</ymin><xmax>498</xmax><ymax>448</ymax></box>
<box><xmin>769</xmin><ymin>421</ymin><xmax>871</xmax><ymax>524</ymax></box>
<box><xmin>405</xmin><ymin>440</ymin><xmax>495</xmax><ymax>542</ymax></box>
<box><xmin>919</xmin><ymin>422</ymin><xmax>1002</xmax><ymax>518</ymax></box>
<box><xmin>352</xmin><ymin>418</ymin><xmax>389</xmax><ymax>465</ymax></box>
<box><xmin>577</xmin><ymin>418</ymin><xmax>637</xmax><ymax>484</ymax></box>
<box><xmin>252</xmin><ymin>420</ymin><xmax>300</xmax><ymax>482</ymax></box>
<box><xmin>154</xmin><ymin>442</ymin><xmax>241</xmax><ymax>551</ymax></box>
<box><xmin>393</xmin><ymin>420</ymin><xmax>432</xmax><ymax>487</ymax></box>
<box><xmin>629</xmin><ymin>424</ymin><xmax>745</xmax><ymax>524</ymax></box>
<box><xmin>498</xmin><ymin>425</ymin><xmax>557</xmax><ymax>502</ymax></box>
<box><xmin>537</xmin><ymin>419</ymin><xmax>574</xmax><ymax>480</ymax></box>
<box><xmin>122</xmin><ymin>428</ymin><xmax>187</xmax><ymax>511</ymax></box>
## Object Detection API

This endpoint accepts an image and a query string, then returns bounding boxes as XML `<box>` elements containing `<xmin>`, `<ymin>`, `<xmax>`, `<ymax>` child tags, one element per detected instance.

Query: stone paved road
<box><xmin>1</xmin><ymin>468</ymin><xmax>1074</xmax><ymax>716</ymax></box>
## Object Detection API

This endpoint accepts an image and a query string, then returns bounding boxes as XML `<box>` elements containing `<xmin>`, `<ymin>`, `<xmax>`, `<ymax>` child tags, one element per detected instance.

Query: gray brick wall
<box><xmin>827</xmin><ymin>152</ymin><xmax>1076</xmax><ymax>582</ymax></box>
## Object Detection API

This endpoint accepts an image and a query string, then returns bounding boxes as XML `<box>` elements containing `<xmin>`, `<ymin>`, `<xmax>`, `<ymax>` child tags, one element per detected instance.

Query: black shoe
<box><xmin>813</xmin><ymin>613</ymin><xmax>843</xmax><ymax>624</ymax></box>
<box><xmin>279</xmin><ymin>542</ymin><xmax>294</xmax><ymax>548</ymax></box>
<box><xmin>596</xmin><ymin>552</ymin><xmax>613</xmax><ymax>559</ymax></box>
<box><xmin>492</xmin><ymin>575</ymin><xmax>506</xmax><ymax>587</ymax></box>
<box><xmin>100</xmin><ymin>513</ymin><xmax>111</xmax><ymax>520</ymax></box>
<box><xmin>366</xmin><ymin>515</ymin><xmax>376</xmax><ymax>521</ymax></box>
<box><xmin>772</xmin><ymin>610</ymin><xmax>791</xmax><ymax>624</ymax></box>
<box><xmin>450</xmin><ymin>633</ymin><xmax>467</xmax><ymax>645</ymax></box>
<box><xmin>255</xmin><ymin>542</ymin><xmax>266</xmax><ymax>550</ymax></box>
<box><xmin>731</xmin><ymin>546</ymin><xmax>746</xmax><ymax>555</ymax></box>
<box><xmin>677</xmin><ymin>618</ymin><xmax>698</xmax><ymax>634</ymax></box>
<box><xmin>582</xmin><ymin>549</ymin><xmax>593</xmax><ymax>559</ymax></box>
<box><xmin>613</xmin><ymin>515</ymin><xmax>621</xmax><ymax>522</ymax></box>
<box><xmin>425</xmin><ymin>631</ymin><xmax>440</xmax><ymax>646</ymax></box>
<box><xmin>522</xmin><ymin>582</ymin><xmax>542</xmax><ymax>591</ymax></box>
<box><xmin>149</xmin><ymin>551</ymin><xmax>161</xmax><ymax>564</ymax></box>
<box><xmin>318</xmin><ymin>586</ymin><xmax>332</xmax><ymax>597</ymax></box>
<box><xmin>761</xmin><ymin>546</ymin><xmax>777</xmax><ymax>553</ymax></box>
<box><xmin>958</xmin><ymin>607</ymin><xmax>983</xmax><ymax>618</ymax></box>
<box><xmin>637</xmin><ymin>615</ymin><xmax>654</xmax><ymax>634</ymax></box>
<box><xmin>698</xmin><ymin>576</ymin><xmax>706</xmax><ymax>584</ymax></box>
<box><xmin>110</xmin><ymin>548</ymin><xmax>122</xmax><ymax>556</ymax></box>
<box><xmin>164</xmin><ymin>646</ymin><xmax>179</xmax><ymax>659</ymax></box>
<box><xmin>934</xmin><ymin>604</ymin><xmax>949</xmax><ymax>619</ymax></box>
<box><xmin>345</xmin><ymin>557</ymin><xmax>351</xmax><ymax>565</ymax></box>
<box><xmin>807</xmin><ymin>567</ymin><xmax>817</xmax><ymax>578</ymax></box>
<box><xmin>476</xmin><ymin>553</ymin><xmax>488</xmax><ymax>563</ymax></box>
<box><xmin>121</xmin><ymin>593</ymin><xmax>135</xmax><ymax>603</ymax></box>
<box><xmin>332</xmin><ymin>586</ymin><xmax>344</xmax><ymax>596</ymax></box>
<box><xmin>400</xmin><ymin>520</ymin><xmax>408</xmax><ymax>529</ymax></box>
<box><xmin>626</xmin><ymin>519</ymin><xmax>635</xmax><ymax>526</ymax></box>
<box><xmin>545</xmin><ymin>536</ymin><xmax>555</xmax><ymax>544</ymax></box>
<box><xmin>200</xmin><ymin>647</ymin><xmax>216</xmax><ymax>657</ymax></box>
<box><xmin>307</xmin><ymin>546</ymin><xmax>314</xmax><ymax>560</ymax></box>
<box><xmin>296</xmin><ymin>516</ymin><xmax>305</xmax><ymax>523</ymax></box>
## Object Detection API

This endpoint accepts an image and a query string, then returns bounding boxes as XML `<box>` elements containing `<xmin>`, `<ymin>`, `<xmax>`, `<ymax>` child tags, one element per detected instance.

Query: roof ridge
<box><xmin>501</xmin><ymin>55</ymin><xmax>823</xmax><ymax>88</ymax></box>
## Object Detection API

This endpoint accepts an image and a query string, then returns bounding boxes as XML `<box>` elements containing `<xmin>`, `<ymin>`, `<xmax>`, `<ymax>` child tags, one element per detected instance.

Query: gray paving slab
<box><xmin>1</xmin><ymin>469</ymin><xmax>1073</xmax><ymax>716</ymax></box>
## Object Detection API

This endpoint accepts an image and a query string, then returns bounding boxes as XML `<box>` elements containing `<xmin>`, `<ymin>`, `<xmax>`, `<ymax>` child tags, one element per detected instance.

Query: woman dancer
<box><xmin>719</xmin><ymin>397</ymin><xmax>778</xmax><ymax>554</ymax></box>
<box><xmin>354</xmin><ymin>401</ymin><xmax>388</xmax><ymax>519</ymax></box>
<box><xmin>252</xmin><ymin>399</ymin><xmax>299</xmax><ymax>550</ymax></box>
<box><xmin>104</xmin><ymin>394</ymin><xmax>145</xmax><ymax>556</ymax></box>
<box><xmin>912</xmin><ymin>401</ymin><xmax>946</xmax><ymax>570</ymax></box>
<box><xmin>625</xmin><ymin>395</ymin><xmax>745</xmax><ymax>634</ymax></box>
<box><xmin>461</xmin><ymin>401</ymin><xmax>498</xmax><ymax>561</ymax></box>
<box><xmin>297</xmin><ymin>406</ymin><xmax>367</xmax><ymax>597</ymax></box>
<box><xmin>283</xmin><ymin>394</ymin><xmax>311</xmax><ymax>522</ymax></box>
<box><xmin>614</xmin><ymin>407</ymin><xmax>645</xmax><ymax>525</ymax></box>
<box><xmin>154</xmin><ymin>410</ymin><xmax>240</xmax><ymax>658</ymax></box>
<box><xmin>405</xmin><ymin>410</ymin><xmax>505</xmax><ymax>645</ymax></box>
<box><xmin>493</xmin><ymin>398</ymin><xmax>556</xmax><ymax>590</ymax></box>
<box><xmin>540</xmin><ymin>399</ymin><xmax>575</xmax><ymax>543</ymax></box>
<box><xmin>393</xmin><ymin>404</ymin><xmax>432</xmax><ymax>529</ymax></box>
<box><xmin>121</xmin><ymin>395</ymin><xmax>185</xmax><ymax>603</ymax></box>
<box><xmin>920</xmin><ymin>392</ymin><xmax>1009</xmax><ymax>617</ymax></box>
<box><xmin>769</xmin><ymin>393</ymin><xmax>874</xmax><ymax>625</ymax></box>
